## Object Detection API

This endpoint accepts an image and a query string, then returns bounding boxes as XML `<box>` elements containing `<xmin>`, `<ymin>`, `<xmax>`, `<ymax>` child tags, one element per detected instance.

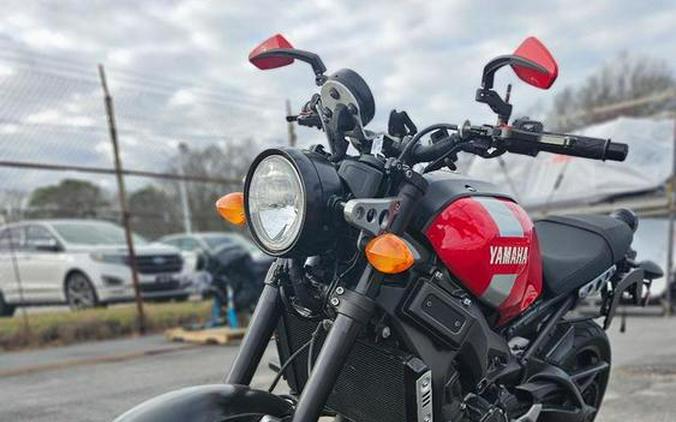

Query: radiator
<box><xmin>275</xmin><ymin>310</ymin><xmax>432</xmax><ymax>422</ymax></box>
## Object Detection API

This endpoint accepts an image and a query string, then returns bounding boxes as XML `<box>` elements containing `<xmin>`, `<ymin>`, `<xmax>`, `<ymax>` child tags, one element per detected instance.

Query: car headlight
<box><xmin>90</xmin><ymin>252</ymin><xmax>127</xmax><ymax>264</ymax></box>
<box><xmin>244</xmin><ymin>148</ymin><xmax>343</xmax><ymax>257</ymax></box>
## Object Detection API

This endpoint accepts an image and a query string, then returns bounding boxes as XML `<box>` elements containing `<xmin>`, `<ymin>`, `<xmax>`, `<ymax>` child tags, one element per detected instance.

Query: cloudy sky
<box><xmin>0</xmin><ymin>0</ymin><xmax>674</xmax><ymax>194</ymax></box>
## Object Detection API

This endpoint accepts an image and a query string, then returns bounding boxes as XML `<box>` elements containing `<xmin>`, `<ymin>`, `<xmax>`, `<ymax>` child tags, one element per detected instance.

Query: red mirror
<box><xmin>511</xmin><ymin>37</ymin><xmax>558</xmax><ymax>89</ymax></box>
<box><xmin>249</xmin><ymin>34</ymin><xmax>294</xmax><ymax>70</ymax></box>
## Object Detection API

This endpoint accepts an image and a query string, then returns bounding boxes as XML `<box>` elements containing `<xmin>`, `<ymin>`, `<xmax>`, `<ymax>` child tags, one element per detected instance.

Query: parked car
<box><xmin>158</xmin><ymin>232</ymin><xmax>274</xmax><ymax>294</ymax></box>
<box><xmin>0</xmin><ymin>219</ymin><xmax>191</xmax><ymax>316</ymax></box>
<box><xmin>159</xmin><ymin>232</ymin><xmax>268</xmax><ymax>259</ymax></box>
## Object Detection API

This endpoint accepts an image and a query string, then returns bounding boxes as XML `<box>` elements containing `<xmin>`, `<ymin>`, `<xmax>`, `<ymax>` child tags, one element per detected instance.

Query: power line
<box><xmin>0</xmin><ymin>159</ymin><xmax>239</xmax><ymax>184</ymax></box>
<box><xmin>0</xmin><ymin>45</ymin><xmax>282</xmax><ymax>104</ymax></box>
<box><xmin>0</xmin><ymin>60</ymin><xmax>281</xmax><ymax>111</ymax></box>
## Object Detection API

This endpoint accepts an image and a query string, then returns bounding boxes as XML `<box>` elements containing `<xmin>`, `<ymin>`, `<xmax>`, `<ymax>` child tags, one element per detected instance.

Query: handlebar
<box><xmin>291</xmin><ymin>97</ymin><xmax>629</xmax><ymax>165</ymax></box>
<box><xmin>408</xmin><ymin>136</ymin><xmax>457</xmax><ymax>162</ymax></box>
<box><xmin>501</xmin><ymin>127</ymin><xmax>628</xmax><ymax>161</ymax></box>
<box><xmin>403</xmin><ymin>122</ymin><xmax>628</xmax><ymax>166</ymax></box>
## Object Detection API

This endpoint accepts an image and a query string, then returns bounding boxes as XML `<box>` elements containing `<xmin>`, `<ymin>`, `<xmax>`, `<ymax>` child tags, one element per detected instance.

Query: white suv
<box><xmin>0</xmin><ymin>219</ymin><xmax>191</xmax><ymax>316</ymax></box>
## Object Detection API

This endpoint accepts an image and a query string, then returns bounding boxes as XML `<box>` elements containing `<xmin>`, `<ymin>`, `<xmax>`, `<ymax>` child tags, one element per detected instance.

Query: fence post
<box><xmin>98</xmin><ymin>64</ymin><xmax>146</xmax><ymax>333</ymax></box>
<box><xmin>286</xmin><ymin>99</ymin><xmax>296</xmax><ymax>147</ymax></box>
<box><xmin>666</xmin><ymin>117</ymin><xmax>676</xmax><ymax>316</ymax></box>
<box><xmin>177</xmin><ymin>142</ymin><xmax>193</xmax><ymax>234</ymax></box>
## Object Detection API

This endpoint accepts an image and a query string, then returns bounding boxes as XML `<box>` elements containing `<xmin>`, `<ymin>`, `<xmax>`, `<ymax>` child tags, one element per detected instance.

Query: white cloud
<box><xmin>0</xmin><ymin>124</ymin><xmax>19</xmax><ymax>134</ymax></box>
<box><xmin>0</xmin><ymin>63</ymin><xmax>14</xmax><ymax>79</ymax></box>
<box><xmin>24</xmin><ymin>109</ymin><xmax>62</xmax><ymax>124</ymax></box>
<box><xmin>168</xmin><ymin>89</ymin><xmax>197</xmax><ymax>107</ymax></box>
<box><xmin>108</xmin><ymin>48</ymin><xmax>134</xmax><ymax>66</ymax></box>
<box><xmin>0</xmin><ymin>0</ymin><xmax>672</xmax><ymax>193</ymax></box>
<box><xmin>22</xmin><ymin>29</ymin><xmax>76</xmax><ymax>49</ymax></box>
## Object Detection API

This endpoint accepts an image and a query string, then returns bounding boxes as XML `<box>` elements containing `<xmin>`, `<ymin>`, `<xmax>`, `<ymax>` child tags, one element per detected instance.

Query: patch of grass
<box><xmin>0</xmin><ymin>301</ymin><xmax>212</xmax><ymax>351</ymax></box>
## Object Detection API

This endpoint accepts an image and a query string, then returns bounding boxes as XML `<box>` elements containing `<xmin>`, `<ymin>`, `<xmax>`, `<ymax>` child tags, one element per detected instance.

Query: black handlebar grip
<box><xmin>507</xmin><ymin>129</ymin><xmax>628</xmax><ymax>162</ymax></box>
<box><xmin>606</xmin><ymin>142</ymin><xmax>628</xmax><ymax>161</ymax></box>
<box><xmin>566</xmin><ymin>135</ymin><xmax>611</xmax><ymax>160</ymax></box>
<box><xmin>563</xmin><ymin>135</ymin><xmax>628</xmax><ymax>162</ymax></box>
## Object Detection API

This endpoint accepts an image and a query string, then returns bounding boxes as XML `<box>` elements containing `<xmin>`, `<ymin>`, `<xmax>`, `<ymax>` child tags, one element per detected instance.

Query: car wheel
<box><xmin>65</xmin><ymin>272</ymin><xmax>99</xmax><ymax>310</ymax></box>
<box><xmin>0</xmin><ymin>291</ymin><xmax>16</xmax><ymax>317</ymax></box>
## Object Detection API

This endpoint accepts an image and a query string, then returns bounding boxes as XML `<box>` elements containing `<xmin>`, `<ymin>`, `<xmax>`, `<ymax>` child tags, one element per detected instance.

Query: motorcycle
<box><xmin>116</xmin><ymin>34</ymin><xmax>664</xmax><ymax>422</ymax></box>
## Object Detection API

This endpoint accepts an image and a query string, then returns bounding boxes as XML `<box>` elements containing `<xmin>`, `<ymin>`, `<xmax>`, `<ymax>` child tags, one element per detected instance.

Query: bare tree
<box><xmin>128</xmin><ymin>185</ymin><xmax>182</xmax><ymax>239</ymax></box>
<box><xmin>28</xmin><ymin>179</ymin><xmax>110</xmax><ymax>219</ymax></box>
<box><xmin>166</xmin><ymin>139</ymin><xmax>261</xmax><ymax>232</ymax></box>
<box><xmin>547</xmin><ymin>53</ymin><xmax>675</xmax><ymax>131</ymax></box>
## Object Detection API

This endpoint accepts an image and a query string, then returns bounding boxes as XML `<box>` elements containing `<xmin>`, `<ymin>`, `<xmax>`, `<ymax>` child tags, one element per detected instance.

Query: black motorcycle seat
<box><xmin>535</xmin><ymin>214</ymin><xmax>633</xmax><ymax>297</ymax></box>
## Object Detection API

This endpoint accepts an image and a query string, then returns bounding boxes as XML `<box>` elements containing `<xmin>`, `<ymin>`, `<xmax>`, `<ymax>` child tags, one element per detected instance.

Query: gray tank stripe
<box><xmin>481</xmin><ymin>274</ymin><xmax>517</xmax><ymax>306</ymax></box>
<box><xmin>474</xmin><ymin>197</ymin><xmax>524</xmax><ymax>237</ymax></box>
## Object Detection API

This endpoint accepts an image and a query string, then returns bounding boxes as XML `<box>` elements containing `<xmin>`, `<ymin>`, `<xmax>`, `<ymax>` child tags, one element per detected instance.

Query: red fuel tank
<box><xmin>424</xmin><ymin>195</ymin><xmax>542</xmax><ymax>325</ymax></box>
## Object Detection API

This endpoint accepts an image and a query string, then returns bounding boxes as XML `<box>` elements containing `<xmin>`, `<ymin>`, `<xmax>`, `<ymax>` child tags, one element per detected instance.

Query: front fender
<box><xmin>114</xmin><ymin>384</ymin><xmax>293</xmax><ymax>422</ymax></box>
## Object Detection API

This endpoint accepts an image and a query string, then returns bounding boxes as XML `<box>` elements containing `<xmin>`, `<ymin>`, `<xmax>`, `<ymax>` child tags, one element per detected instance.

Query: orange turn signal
<box><xmin>365</xmin><ymin>233</ymin><xmax>415</xmax><ymax>274</ymax></box>
<box><xmin>215</xmin><ymin>192</ymin><xmax>246</xmax><ymax>225</ymax></box>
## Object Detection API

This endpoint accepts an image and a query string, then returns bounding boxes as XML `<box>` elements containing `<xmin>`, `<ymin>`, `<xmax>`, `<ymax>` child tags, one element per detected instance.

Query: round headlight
<box><xmin>244</xmin><ymin>148</ymin><xmax>343</xmax><ymax>257</ymax></box>
<box><xmin>248</xmin><ymin>155</ymin><xmax>305</xmax><ymax>252</ymax></box>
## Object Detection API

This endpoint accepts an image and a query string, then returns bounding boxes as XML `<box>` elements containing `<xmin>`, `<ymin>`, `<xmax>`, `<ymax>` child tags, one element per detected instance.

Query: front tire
<box><xmin>65</xmin><ymin>272</ymin><xmax>100</xmax><ymax>310</ymax></box>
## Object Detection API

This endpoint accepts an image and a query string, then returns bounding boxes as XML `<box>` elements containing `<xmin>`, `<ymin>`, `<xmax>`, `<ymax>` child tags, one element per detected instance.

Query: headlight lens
<box><xmin>90</xmin><ymin>252</ymin><xmax>126</xmax><ymax>264</ymax></box>
<box><xmin>247</xmin><ymin>155</ymin><xmax>305</xmax><ymax>252</ymax></box>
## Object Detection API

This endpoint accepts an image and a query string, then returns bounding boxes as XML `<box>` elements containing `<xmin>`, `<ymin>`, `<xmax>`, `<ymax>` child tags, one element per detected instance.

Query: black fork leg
<box><xmin>226</xmin><ymin>263</ymin><xmax>283</xmax><ymax>385</ymax></box>
<box><xmin>291</xmin><ymin>267</ymin><xmax>377</xmax><ymax>422</ymax></box>
<box><xmin>291</xmin><ymin>313</ymin><xmax>362</xmax><ymax>421</ymax></box>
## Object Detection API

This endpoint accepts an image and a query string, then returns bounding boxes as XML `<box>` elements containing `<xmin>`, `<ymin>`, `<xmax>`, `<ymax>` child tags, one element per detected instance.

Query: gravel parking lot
<box><xmin>1</xmin><ymin>313</ymin><xmax>676</xmax><ymax>421</ymax></box>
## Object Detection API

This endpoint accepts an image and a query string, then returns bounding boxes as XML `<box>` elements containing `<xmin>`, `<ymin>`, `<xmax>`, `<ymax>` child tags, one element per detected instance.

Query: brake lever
<box><xmin>388</xmin><ymin>110</ymin><xmax>418</xmax><ymax>138</ymax></box>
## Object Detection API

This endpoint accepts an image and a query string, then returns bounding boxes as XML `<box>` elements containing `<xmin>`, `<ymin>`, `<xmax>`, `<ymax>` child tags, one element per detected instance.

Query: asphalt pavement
<box><xmin>2</xmin><ymin>313</ymin><xmax>676</xmax><ymax>421</ymax></box>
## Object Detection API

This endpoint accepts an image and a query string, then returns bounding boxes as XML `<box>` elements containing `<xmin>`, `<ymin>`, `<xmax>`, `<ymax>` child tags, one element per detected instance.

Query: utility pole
<box><xmin>286</xmin><ymin>99</ymin><xmax>297</xmax><ymax>147</ymax></box>
<box><xmin>177</xmin><ymin>142</ymin><xmax>192</xmax><ymax>234</ymax></box>
<box><xmin>98</xmin><ymin>64</ymin><xmax>146</xmax><ymax>334</ymax></box>
<box><xmin>665</xmin><ymin>117</ymin><xmax>676</xmax><ymax>316</ymax></box>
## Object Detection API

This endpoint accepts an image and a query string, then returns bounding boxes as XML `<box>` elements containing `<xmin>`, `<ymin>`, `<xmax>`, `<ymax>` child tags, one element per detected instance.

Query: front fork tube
<box><xmin>292</xmin><ymin>267</ymin><xmax>377</xmax><ymax>422</ymax></box>
<box><xmin>292</xmin><ymin>313</ymin><xmax>363</xmax><ymax>421</ymax></box>
<box><xmin>224</xmin><ymin>261</ymin><xmax>377</xmax><ymax>422</ymax></box>
<box><xmin>227</xmin><ymin>175</ymin><xmax>426</xmax><ymax>419</ymax></box>
<box><xmin>225</xmin><ymin>264</ymin><xmax>283</xmax><ymax>385</ymax></box>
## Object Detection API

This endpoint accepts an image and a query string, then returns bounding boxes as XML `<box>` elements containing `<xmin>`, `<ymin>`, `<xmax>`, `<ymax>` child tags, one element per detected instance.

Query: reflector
<box><xmin>249</xmin><ymin>34</ymin><xmax>294</xmax><ymax>70</ymax></box>
<box><xmin>216</xmin><ymin>192</ymin><xmax>246</xmax><ymax>225</ymax></box>
<box><xmin>511</xmin><ymin>37</ymin><xmax>558</xmax><ymax>89</ymax></box>
<box><xmin>365</xmin><ymin>233</ymin><xmax>415</xmax><ymax>274</ymax></box>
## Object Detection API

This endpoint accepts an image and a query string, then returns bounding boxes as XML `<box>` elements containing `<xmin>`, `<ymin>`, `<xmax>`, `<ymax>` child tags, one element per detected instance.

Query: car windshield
<box><xmin>202</xmin><ymin>234</ymin><xmax>264</xmax><ymax>257</ymax></box>
<box><xmin>52</xmin><ymin>222</ymin><xmax>147</xmax><ymax>246</ymax></box>
<box><xmin>203</xmin><ymin>235</ymin><xmax>237</xmax><ymax>250</ymax></box>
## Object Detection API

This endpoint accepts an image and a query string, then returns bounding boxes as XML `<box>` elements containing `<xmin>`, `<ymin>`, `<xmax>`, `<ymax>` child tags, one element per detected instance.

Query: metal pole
<box><xmin>665</xmin><ymin>118</ymin><xmax>676</xmax><ymax>316</ymax></box>
<box><xmin>286</xmin><ymin>99</ymin><xmax>296</xmax><ymax>147</ymax></box>
<box><xmin>98</xmin><ymin>64</ymin><xmax>146</xmax><ymax>333</ymax></box>
<box><xmin>177</xmin><ymin>142</ymin><xmax>192</xmax><ymax>234</ymax></box>
<box><xmin>8</xmin><ymin>228</ymin><xmax>30</xmax><ymax>333</ymax></box>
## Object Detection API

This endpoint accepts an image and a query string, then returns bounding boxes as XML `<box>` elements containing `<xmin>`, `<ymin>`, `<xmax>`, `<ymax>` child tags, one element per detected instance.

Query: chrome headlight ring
<box><xmin>244</xmin><ymin>148</ymin><xmax>343</xmax><ymax>257</ymax></box>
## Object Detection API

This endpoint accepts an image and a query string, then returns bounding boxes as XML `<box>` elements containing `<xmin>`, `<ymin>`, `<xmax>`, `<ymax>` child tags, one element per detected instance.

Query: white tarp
<box><xmin>466</xmin><ymin>117</ymin><xmax>674</xmax><ymax>208</ymax></box>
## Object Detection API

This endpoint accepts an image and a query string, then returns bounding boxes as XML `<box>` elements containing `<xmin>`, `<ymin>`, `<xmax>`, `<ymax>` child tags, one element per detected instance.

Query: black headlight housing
<box><xmin>244</xmin><ymin>147</ymin><xmax>343</xmax><ymax>257</ymax></box>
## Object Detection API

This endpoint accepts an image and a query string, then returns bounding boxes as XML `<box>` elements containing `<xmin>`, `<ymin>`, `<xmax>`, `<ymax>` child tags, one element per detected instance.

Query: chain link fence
<box><xmin>0</xmin><ymin>46</ymin><xmax>674</xmax><ymax>338</ymax></box>
<box><xmin>0</xmin><ymin>47</ymin><xmax>285</xmax><ymax>335</ymax></box>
